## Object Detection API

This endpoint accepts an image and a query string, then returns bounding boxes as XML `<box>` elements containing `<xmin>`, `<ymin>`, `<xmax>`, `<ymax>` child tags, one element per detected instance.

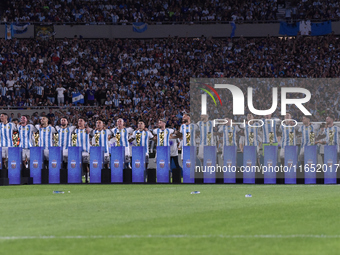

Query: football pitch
<box><xmin>1</xmin><ymin>184</ymin><xmax>340</xmax><ymax>255</ymax></box>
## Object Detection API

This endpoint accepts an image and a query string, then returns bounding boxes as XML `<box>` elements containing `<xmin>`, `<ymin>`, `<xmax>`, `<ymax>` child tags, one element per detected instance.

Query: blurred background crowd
<box><xmin>1</xmin><ymin>0</ymin><xmax>340</xmax><ymax>24</ymax></box>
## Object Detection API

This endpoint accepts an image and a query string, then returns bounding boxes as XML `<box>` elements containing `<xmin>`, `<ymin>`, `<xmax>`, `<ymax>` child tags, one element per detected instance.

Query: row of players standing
<box><xmin>185</xmin><ymin>113</ymin><xmax>339</xmax><ymax>165</ymax></box>
<box><xmin>0</xmin><ymin>112</ymin><xmax>338</xmax><ymax>170</ymax></box>
<box><xmin>0</xmin><ymin>113</ymin><xmax>184</xmax><ymax>176</ymax></box>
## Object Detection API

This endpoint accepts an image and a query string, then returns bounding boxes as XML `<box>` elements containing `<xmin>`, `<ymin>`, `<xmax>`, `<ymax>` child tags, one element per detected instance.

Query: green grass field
<box><xmin>1</xmin><ymin>184</ymin><xmax>340</xmax><ymax>255</ymax></box>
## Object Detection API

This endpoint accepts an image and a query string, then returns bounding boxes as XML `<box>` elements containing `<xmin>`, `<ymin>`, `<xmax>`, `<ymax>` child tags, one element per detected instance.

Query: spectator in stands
<box><xmin>45</xmin><ymin>84</ymin><xmax>55</xmax><ymax>104</ymax></box>
<box><xmin>56</xmin><ymin>84</ymin><xmax>67</xmax><ymax>106</ymax></box>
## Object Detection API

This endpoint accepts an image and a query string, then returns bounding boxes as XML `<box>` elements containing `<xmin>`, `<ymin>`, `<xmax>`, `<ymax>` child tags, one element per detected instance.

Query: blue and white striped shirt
<box><xmin>242</xmin><ymin>123</ymin><xmax>261</xmax><ymax>146</ymax></box>
<box><xmin>153</xmin><ymin>128</ymin><xmax>174</xmax><ymax>146</ymax></box>
<box><xmin>218</xmin><ymin>125</ymin><xmax>240</xmax><ymax>146</ymax></box>
<box><xmin>262</xmin><ymin>119</ymin><xmax>280</xmax><ymax>144</ymax></box>
<box><xmin>0</xmin><ymin>122</ymin><xmax>17</xmax><ymax>147</ymax></box>
<box><xmin>18</xmin><ymin>124</ymin><xmax>37</xmax><ymax>148</ymax></box>
<box><xmin>280</xmin><ymin>125</ymin><xmax>297</xmax><ymax>147</ymax></box>
<box><xmin>35</xmin><ymin>125</ymin><xmax>56</xmax><ymax>149</ymax></box>
<box><xmin>197</xmin><ymin>121</ymin><xmax>214</xmax><ymax>146</ymax></box>
<box><xmin>111</xmin><ymin>14</ymin><xmax>119</xmax><ymax>23</ymax></box>
<box><xmin>111</xmin><ymin>127</ymin><xmax>134</xmax><ymax>148</ymax></box>
<box><xmin>180</xmin><ymin>123</ymin><xmax>198</xmax><ymax>146</ymax></box>
<box><xmin>36</xmin><ymin>86</ymin><xmax>44</xmax><ymax>96</ymax></box>
<box><xmin>113</xmin><ymin>98</ymin><xmax>120</xmax><ymax>107</ymax></box>
<box><xmin>131</xmin><ymin>130</ymin><xmax>154</xmax><ymax>155</ymax></box>
<box><xmin>1</xmin><ymin>86</ymin><xmax>8</xmax><ymax>96</ymax></box>
<box><xmin>75</xmin><ymin>128</ymin><xmax>91</xmax><ymax>153</ymax></box>
<box><xmin>56</xmin><ymin>126</ymin><xmax>76</xmax><ymax>149</ymax></box>
<box><xmin>91</xmin><ymin>129</ymin><xmax>112</xmax><ymax>154</ymax></box>
<box><xmin>299</xmin><ymin>124</ymin><xmax>319</xmax><ymax>147</ymax></box>
<box><xmin>325</xmin><ymin>126</ymin><xmax>339</xmax><ymax>146</ymax></box>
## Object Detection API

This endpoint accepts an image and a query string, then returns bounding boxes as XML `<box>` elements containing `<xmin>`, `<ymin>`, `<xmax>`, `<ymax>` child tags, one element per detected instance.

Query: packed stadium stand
<box><xmin>1</xmin><ymin>0</ymin><xmax>280</xmax><ymax>23</ymax></box>
<box><xmin>0</xmin><ymin>0</ymin><xmax>337</xmax><ymax>154</ymax></box>
<box><xmin>0</xmin><ymin>34</ymin><xmax>339</xmax><ymax>127</ymax></box>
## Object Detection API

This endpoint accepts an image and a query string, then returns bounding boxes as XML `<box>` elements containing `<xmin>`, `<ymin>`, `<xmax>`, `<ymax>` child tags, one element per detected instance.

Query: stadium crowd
<box><xmin>286</xmin><ymin>0</ymin><xmax>340</xmax><ymax>21</ymax></box>
<box><xmin>2</xmin><ymin>0</ymin><xmax>279</xmax><ymax>24</ymax></box>
<box><xmin>2</xmin><ymin>0</ymin><xmax>340</xmax><ymax>24</ymax></box>
<box><xmin>0</xmin><ymin>34</ymin><xmax>339</xmax><ymax>127</ymax></box>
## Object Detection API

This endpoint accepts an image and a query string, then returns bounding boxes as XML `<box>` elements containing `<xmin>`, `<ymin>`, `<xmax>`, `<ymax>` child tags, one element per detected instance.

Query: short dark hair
<box><xmin>78</xmin><ymin>116</ymin><xmax>87</xmax><ymax>122</ymax></box>
<box><xmin>96</xmin><ymin>119</ymin><xmax>106</xmax><ymax>125</ymax></box>
<box><xmin>61</xmin><ymin>116</ymin><xmax>69</xmax><ymax>121</ymax></box>
<box><xmin>40</xmin><ymin>115</ymin><xmax>49</xmax><ymax>124</ymax></box>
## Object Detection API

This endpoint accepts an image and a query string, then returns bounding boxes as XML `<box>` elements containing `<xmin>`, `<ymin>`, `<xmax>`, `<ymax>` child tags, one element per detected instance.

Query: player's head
<box><xmin>0</xmin><ymin>113</ymin><xmax>8</xmax><ymax>123</ymax></box>
<box><xmin>265</xmin><ymin>114</ymin><xmax>272</xmax><ymax>119</ymax></box>
<box><xmin>182</xmin><ymin>114</ymin><xmax>190</xmax><ymax>123</ymax></box>
<box><xmin>302</xmin><ymin>115</ymin><xmax>311</xmax><ymax>125</ymax></box>
<box><xmin>60</xmin><ymin>116</ymin><xmax>68</xmax><ymax>127</ymax></box>
<box><xmin>78</xmin><ymin>117</ymin><xmax>87</xmax><ymax>128</ymax></box>
<box><xmin>138</xmin><ymin>120</ymin><xmax>145</xmax><ymax>130</ymax></box>
<box><xmin>200</xmin><ymin>114</ymin><xmax>208</xmax><ymax>122</ymax></box>
<box><xmin>326</xmin><ymin>115</ymin><xmax>335</xmax><ymax>125</ymax></box>
<box><xmin>285</xmin><ymin>113</ymin><xmax>292</xmax><ymax>120</ymax></box>
<box><xmin>158</xmin><ymin>119</ymin><xmax>166</xmax><ymax>129</ymax></box>
<box><xmin>117</xmin><ymin>118</ymin><xmax>124</xmax><ymax>129</ymax></box>
<box><xmin>40</xmin><ymin>114</ymin><xmax>49</xmax><ymax>126</ymax></box>
<box><xmin>12</xmin><ymin>118</ymin><xmax>19</xmax><ymax>125</ymax></box>
<box><xmin>96</xmin><ymin>119</ymin><xmax>104</xmax><ymax>130</ymax></box>
<box><xmin>247</xmin><ymin>113</ymin><xmax>254</xmax><ymax>121</ymax></box>
<box><xmin>20</xmin><ymin>115</ymin><xmax>28</xmax><ymax>126</ymax></box>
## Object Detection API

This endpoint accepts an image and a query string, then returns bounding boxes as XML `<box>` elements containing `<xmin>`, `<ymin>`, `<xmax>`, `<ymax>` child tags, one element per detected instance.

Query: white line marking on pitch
<box><xmin>1</xmin><ymin>234</ymin><xmax>340</xmax><ymax>240</ymax></box>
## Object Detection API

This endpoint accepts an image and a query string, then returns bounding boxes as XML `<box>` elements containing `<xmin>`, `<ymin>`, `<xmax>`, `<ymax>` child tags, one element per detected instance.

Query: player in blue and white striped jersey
<box><xmin>179</xmin><ymin>114</ymin><xmax>198</xmax><ymax>160</ymax></box>
<box><xmin>91</xmin><ymin>119</ymin><xmax>112</xmax><ymax>167</ymax></box>
<box><xmin>74</xmin><ymin>118</ymin><xmax>92</xmax><ymax>156</ymax></box>
<box><xmin>129</xmin><ymin>120</ymin><xmax>154</xmax><ymax>168</ymax></box>
<box><xmin>152</xmin><ymin>119</ymin><xmax>175</xmax><ymax>147</ymax></box>
<box><xmin>298</xmin><ymin>115</ymin><xmax>320</xmax><ymax>163</ymax></box>
<box><xmin>55</xmin><ymin>117</ymin><xmax>76</xmax><ymax>164</ymax></box>
<box><xmin>152</xmin><ymin>119</ymin><xmax>175</xmax><ymax>163</ymax></box>
<box><xmin>0</xmin><ymin>113</ymin><xmax>18</xmax><ymax>168</ymax></box>
<box><xmin>317</xmin><ymin>115</ymin><xmax>340</xmax><ymax>152</ymax></box>
<box><xmin>111</xmin><ymin>118</ymin><xmax>134</xmax><ymax>164</ymax></box>
<box><xmin>325</xmin><ymin>116</ymin><xmax>339</xmax><ymax>149</ymax></box>
<box><xmin>239</xmin><ymin>113</ymin><xmax>262</xmax><ymax>154</ymax></box>
<box><xmin>261</xmin><ymin>114</ymin><xmax>281</xmax><ymax>156</ymax></box>
<box><xmin>218</xmin><ymin>118</ymin><xmax>240</xmax><ymax>157</ymax></box>
<box><xmin>279</xmin><ymin>113</ymin><xmax>299</xmax><ymax>161</ymax></box>
<box><xmin>35</xmin><ymin>115</ymin><xmax>56</xmax><ymax>162</ymax></box>
<box><xmin>18</xmin><ymin>115</ymin><xmax>37</xmax><ymax>167</ymax></box>
<box><xmin>197</xmin><ymin>114</ymin><xmax>216</xmax><ymax>160</ymax></box>
<box><xmin>261</xmin><ymin>114</ymin><xmax>280</xmax><ymax>145</ymax></box>
<box><xmin>74</xmin><ymin>117</ymin><xmax>92</xmax><ymax>182</ymax></box>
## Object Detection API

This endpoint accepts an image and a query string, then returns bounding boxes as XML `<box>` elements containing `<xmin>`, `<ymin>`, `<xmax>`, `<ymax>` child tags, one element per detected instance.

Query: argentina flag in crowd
<box><xmin>279</xmin><ymin>20</ymin><xmax>332</xmax><ymax>36</ymax></box>
<box><xmin>132</xmin><ymin>22</ymin><xmax>147</xmax><ymax>33</ymax></box>
<box><xmin>5</xmin><ymin>23</ymin><xmax>29</xmax><ymax>40</ymax></box>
